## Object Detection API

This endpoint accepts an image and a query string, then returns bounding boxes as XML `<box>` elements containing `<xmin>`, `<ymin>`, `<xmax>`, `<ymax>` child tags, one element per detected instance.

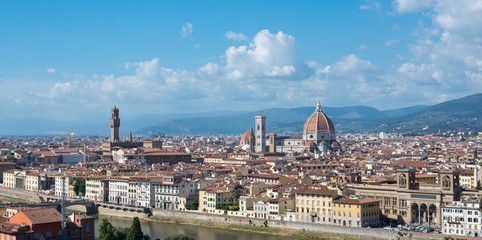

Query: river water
<box><xmin>94</xmin><ymin>215</ymin><xmax>294</xmax><ymax>240</ymax></box>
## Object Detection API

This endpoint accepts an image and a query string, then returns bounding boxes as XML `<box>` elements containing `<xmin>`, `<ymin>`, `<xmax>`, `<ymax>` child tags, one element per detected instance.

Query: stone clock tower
<box><xmin>110</xmin><ymin>106</ymin><xmax>120</xmax><ymax>143</ymax></box>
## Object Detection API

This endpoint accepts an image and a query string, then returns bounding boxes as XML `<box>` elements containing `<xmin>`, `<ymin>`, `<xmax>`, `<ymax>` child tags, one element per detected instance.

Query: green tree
<box><xmin>232</xmin><ymin>189</ymin><xmax>241</xmax><ymax>202</ymax></box>
<box><xmin>477</xmin><ymin>180</ymin><xmax>482</xmax><ymax>190</ymax></box>
<box><xmin>73</xmin><ymin>178</ymin><xmax>86</xmax><ymax>196</ymax></box>
<box><xmin>164</xmin><ymin>234</ymin><xmax>194</xmax><ymax>240</ymax></box>
<box><xmin>127</xmin><ymin>217</ymin><xmax>144</xmax><ymax>240</ymax></box>
<box><xmin>97</xmin><ymin>218</ymin><xmax>116</xmax><ymax>240</ymax></box>
<box><xmin>184</xmin><ymin>198</ymin><xmax>199</xmax><ymax>210</ymax></box>
<box><xmin>114</xmin><ymin>227</ymin><xmax>129</xmax><ymax>240</ymax></box>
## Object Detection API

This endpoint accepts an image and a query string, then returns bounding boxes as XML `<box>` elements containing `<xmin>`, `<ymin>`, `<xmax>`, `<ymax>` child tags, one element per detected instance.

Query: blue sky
<box><xmin>1</xmin><ymin>0</ymin><xmax>481</xmax><ymax>121</ymax></box>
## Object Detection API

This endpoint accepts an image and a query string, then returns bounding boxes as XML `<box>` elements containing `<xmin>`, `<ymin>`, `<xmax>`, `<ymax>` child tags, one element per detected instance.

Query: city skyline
<box><xmin>1</xmin><ymin>0</ymin><xmax>481</xmax><ymax>121</ymax></box>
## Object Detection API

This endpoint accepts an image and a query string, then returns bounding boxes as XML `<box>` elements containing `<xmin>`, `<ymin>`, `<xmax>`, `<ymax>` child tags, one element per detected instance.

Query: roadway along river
<box><xmin>94</xmin><ymin>215</ymin><xmax>295</xmax><ymax>240</ymax></box>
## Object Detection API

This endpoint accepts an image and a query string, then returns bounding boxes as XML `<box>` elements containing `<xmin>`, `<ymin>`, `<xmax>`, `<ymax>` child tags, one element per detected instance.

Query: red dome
<box><xmin>240</xmin><ymin>127</ymin><xmax>254</xmax><ymax>143</ymax></box>
<box><xmin>240</xmin><ymin>131</ymin><xmax>250</xmax><ymax>142</ymax></box>
<box><xmin>303</xmin><ymin>102</ymin><xmax>335</xmax><ymax>132</ymax></box>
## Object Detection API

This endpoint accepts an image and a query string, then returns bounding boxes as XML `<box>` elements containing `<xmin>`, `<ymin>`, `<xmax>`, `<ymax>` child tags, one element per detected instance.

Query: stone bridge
<box><xmin>2</xmin><ymin>200</ymin><xmax>98</xmax><ymax>214</ymax></box>
<box><xmin>2</xmin><ymin>200</ymin><xmax>150</xmax><ymax>216</ymax></box>
<box><xmin>0</xmin><ymin>186</ymin><xmax>150</xmax><ymax>216</ymax></box>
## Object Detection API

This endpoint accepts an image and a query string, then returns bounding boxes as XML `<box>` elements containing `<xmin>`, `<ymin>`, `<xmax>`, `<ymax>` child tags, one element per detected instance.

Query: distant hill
<box><xmin>371</xmin><ymin>93</ymin><xmax>482</xmax><ymax>133</ymax></box>
<box><xmin>381</xmin><ymin>105</ymin><xmax>428</xmax><ymax>118</ymax></box>
<box><xmin>137</xmin><ymin>104</ymin><xmax>429</xmax><ymax>135</ymax></box>
<box><xmin>2</xmin><ymin>93</ymin><xmax>480</xmax><ymax>136</ymax></box>
<box><xmin>139</xmin><ymin>93</ymin><xmax>482</xmax><ymax>135</ymax></box>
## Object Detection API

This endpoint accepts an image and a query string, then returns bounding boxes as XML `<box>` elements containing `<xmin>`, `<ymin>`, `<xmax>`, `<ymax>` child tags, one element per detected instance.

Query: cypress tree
<box><xmin>127</xmin><ymin>217</ymin><xmax>144</xmax><ymax>240</ymax></box>
<box><xmin>97</xmin><ymin>218</ymin><xmax>116</xmax><ymax>240</ymax></box>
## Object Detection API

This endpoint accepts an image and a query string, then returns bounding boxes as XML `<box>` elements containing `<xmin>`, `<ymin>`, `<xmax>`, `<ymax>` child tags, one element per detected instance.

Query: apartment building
<box><xmin>295</xmin><ymin>187</ymin><xmax>338</xmax><ymax>224</ymax></box>
<box><xmin>199</xmin><ymin>186</ymin><xmax>234</xmax><ymax>214</ymax></box>
<box><xmin>108</xmin><ymin>178</ymin><xmax>129</xmax><ymax>205</ymax></box>
<box><xmin>441</xmin><ymin>201</ymin><xmax>481</xmax><ymax>237</ymax></box>
<box><xmin>152</xmin><ymin>175</ymin><xmax>200</xmax><ymax>211</ymax></box>
<box><xmin>3</xmin><ymin>169</ymin><xmax>54</xmax><ymax>192</ymax></box>
<box><xmin>332</xmin><ymin>196</ymin><xmax>380</xmax><ymax>227</ymax></box>
<box><xmin>85</xmin><ymin>178</ymin><xmax>109</xmax><ymax>202</ymax></box>
<box><xmin>136</xmin><ymin>179</ymin><xmax>155</xmax><ymax>208</ymax></box>
<box><xmin>55</xmin><ymin>176</ymin><xmax>72</xmax><ymax>197</ymax></box>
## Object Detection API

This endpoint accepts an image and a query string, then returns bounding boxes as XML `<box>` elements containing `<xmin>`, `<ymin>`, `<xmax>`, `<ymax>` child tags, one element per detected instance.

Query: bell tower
<box><xmin>269</xmin><ymin>133</ymin><xmax>277</xmax><ymax>153</ymax></box>
<box><xmin>440</xmin><ymin>170</ymin><xmax>460</xmax><ymax>193</ymax></box>
<box><xmin>110</xmin><ymin>106</ymin><xmax>120</xmax><ymax>143</ymax></box>
<box><xmin>255</xmin><ymin>115</ymin><xmax>266</xmax><ymax>152</ymax></box>
<box><xmin>397</xmin><ymin>168</ymin><xmax>416</xmax><ymax>190</ymax></box>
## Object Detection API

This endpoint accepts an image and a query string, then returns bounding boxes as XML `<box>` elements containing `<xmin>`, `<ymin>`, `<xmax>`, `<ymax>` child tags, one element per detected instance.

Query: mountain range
<box><xmin>140</xmin><ymin>93</ymin><xmax>482</xmax><ymax>135</ymax></box>
<box><xmin>0</xmin><ymin>93</ymin><xmax>480</xmax><ymax>136</ymax></box>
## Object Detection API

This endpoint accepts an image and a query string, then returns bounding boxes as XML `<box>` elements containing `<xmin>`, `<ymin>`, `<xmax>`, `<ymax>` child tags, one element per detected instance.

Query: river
<box><xmin>94</xmin><ymin>215</ymin><xmax>294</xmax><ymax>240</ymax></box>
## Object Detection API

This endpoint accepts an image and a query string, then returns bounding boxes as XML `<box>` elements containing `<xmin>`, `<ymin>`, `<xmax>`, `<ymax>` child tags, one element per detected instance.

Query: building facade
<box><xmin>85</xmin><ymin>178</ymin><xmax>109</xmax><ymax>202</ymax></box>
<box><xmin>441</xmin><ymin>201</ymin><xmax>481</xmax><ymax>237</ymax></box>
<box><xmin>295</xmin><ymin>188</ymin><xmax>338</xmax><ymax>224</ymax></box>
<box><xmin>108</xmin><ymin>179</ymin><xmax>129</xmax><ymax>205</ymax></box>
<box><xmin>346</xmin><ymin>169</ymin><xmax>462</xmax><ymax>227</ymax></box>
<box><xmin>332</xmin><ymin>196</ymin><xmax>380</xmax><ymax>227</ymax></box>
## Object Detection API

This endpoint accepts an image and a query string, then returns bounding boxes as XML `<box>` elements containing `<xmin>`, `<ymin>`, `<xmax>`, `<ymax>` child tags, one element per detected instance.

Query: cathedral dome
<box><xmin>240</xmin><ymin>131</ymin><xmax>251</xmax><ymax>143</ymax></box>
<box><xmin>303</xmin><ymin>101</ymin><xmax>335</xmax><ymax>133</ymax></box>
<box><xmin>240</xmin><ymin>126</ymin><xmax>254</xmax><ymax>145</ymax></box>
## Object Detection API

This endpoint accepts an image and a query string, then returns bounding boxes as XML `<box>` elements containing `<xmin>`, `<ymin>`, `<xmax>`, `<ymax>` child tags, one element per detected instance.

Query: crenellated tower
<box><xmin>110</xmin><ymin>106</ymin><xmax>120</xmax><ymax>143</ymax></box>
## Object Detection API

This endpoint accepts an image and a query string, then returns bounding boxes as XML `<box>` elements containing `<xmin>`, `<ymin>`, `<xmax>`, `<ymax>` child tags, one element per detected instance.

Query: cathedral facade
<box><xmin>240</xmin><ymin>101</ymin><xmax>340</xmax><ymax>154</ymax></box>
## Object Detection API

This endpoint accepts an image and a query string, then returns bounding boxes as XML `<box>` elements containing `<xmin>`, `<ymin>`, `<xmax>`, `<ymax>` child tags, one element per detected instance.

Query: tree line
<box><xmin>97</xmin><ymin>217</ymin><xmax>194</xmax><ymax>240</ymax></box>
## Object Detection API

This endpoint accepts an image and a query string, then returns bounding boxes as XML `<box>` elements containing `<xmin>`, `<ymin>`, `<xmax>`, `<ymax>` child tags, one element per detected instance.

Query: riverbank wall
<box><xmin>97</xmin><ymin>205</ymin><xmax>150</xmax><ymax>218</ymax></box>
<box><xmin>151</xmin><ymin>209</ymin><xmax>398</xmax><ymax>240</ymax></box>
<box><xmin>0</xmin><ymin>187</ymin><xmax>42</xmax><ymax>203</ymax></box>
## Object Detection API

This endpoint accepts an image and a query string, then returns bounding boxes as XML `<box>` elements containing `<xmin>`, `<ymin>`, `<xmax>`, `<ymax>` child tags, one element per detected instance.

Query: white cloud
<box><xmin>198</xmin><ymin>62</ymin><xmax>219</xmax><ymax>75</ymax></box>
<box><xmin>392</xmin><ymin>0</ymin><xmax>482</xmax><ymax>101</ymax></box>
<box><xmin>16</xmin><ymin>11</ymin><xmax>482</xmax><ymax>119</ymax></box>
<box><xmin>395</xmin><ymin>0</ymin><xmax>436</xmax><ymax>13</ymax></box>
<box><xmin>223</xmin><ymin>30</ymin><xmax>312</xmax><ymax>80</ymax></box>
<box><xmin>264</xmin><ymin>65</ymin><xmax>296</xmax><ymax>77</ymax></box>
<box><xmin>225</xmin><ymin>31</ymin><xmax>248</xmax><ymax>41</ymax></box>
<box><xmin>357</xmin><ymin>44</ymin><xmax>369</xmax><ymax>51</ymax></box>
<box><xmin>360</xmin><ymin>5</ymin><xmax>370</xmax><ymax>10</ymax></box>
<box><xmin>37</xmin><ymin>82</ymin><xmax>75</xmax><ymax>99</ymax></box>
<box><xmin>47</xmin><ymin>68</ymin><xmax>55</xmax><ymax>74</ymax></box>
<box><xmin>385</xmin><ymin>39</ymin><xmax>400</xmax><ymax>46</ymax></box>
<box><xmin>181</xmin><ymin>22</ymin><xmax>192</xmax><ymax>38</ymax></box>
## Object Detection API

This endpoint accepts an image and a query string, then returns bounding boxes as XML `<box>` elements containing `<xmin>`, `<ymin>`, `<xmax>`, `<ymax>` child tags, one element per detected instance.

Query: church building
<box><xmin>240</xmin><ymin>101</ymin><xmax>341</xmax><ymax>154</ymax></box>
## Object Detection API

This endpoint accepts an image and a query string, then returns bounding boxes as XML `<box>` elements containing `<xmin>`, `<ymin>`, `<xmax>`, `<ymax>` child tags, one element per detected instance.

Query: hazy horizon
<box><xmin>1</xmin><ymin>1</ymin><xmax>481</xmax><ymax>122</ymax></box>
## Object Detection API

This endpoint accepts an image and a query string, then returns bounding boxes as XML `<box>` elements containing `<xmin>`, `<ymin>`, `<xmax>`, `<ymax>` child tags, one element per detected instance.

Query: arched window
<box><xmin>399</xmin><ymin>174</ymin><xmax>407</xmax><ymax>187</ymax></box>
<box><xmin>443</xmin><ymin>176</ymin><xmax>451</xmax><ymax>189</ymax></box>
